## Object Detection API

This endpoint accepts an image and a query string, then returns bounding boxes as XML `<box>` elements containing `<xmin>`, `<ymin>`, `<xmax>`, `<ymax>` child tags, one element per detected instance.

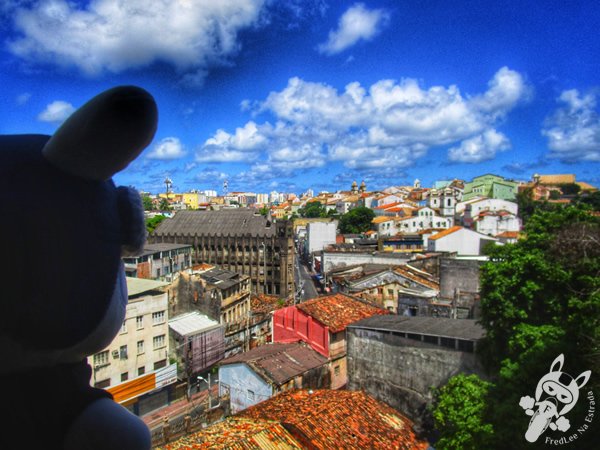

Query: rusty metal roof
<box><xmin>297</xmin><ymin>293</ymin><xmax>388</xmax><ymax>333</ymax></box>
<box><xmin>158</xmin><ymin>417</ymin><xmax>302</xmax><ymax>449</ymax></box>
<box><xmin>238</xmin><ymin>389</ymin><xmax>429</xmax><ymax>449</ymax></box>
<box><xmin>219</xmin><ymin>343</ymin><xmax>328</xmax><ymax>386</ymax></box>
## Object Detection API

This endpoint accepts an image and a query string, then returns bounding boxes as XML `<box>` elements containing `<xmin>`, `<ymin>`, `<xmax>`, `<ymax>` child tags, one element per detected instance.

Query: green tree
<box><xmin>141</xmin><ymin>194</ymin><xmax>155</xmax><ymax>211</ymax></box>
<box><xmin>338</xmin><ymin>206</ymin><xmax>375</xmax><ymax>234</ymax></box>
<box><xmin>298</xmin><ymin>202</ymin><xmax>328</xmax><ymax>218</ymax></box>
<box><xmin>431</xmin><ymin>374</ymin><xmax>494</xmax><ymax>450</ymax></box>
<box><xmin>146</xmin><ymin>215</ymin><xmax>166</xmax><ymax>234</ymax></box>
<box><xmin>434</xmin><ymin>205</ymin><xmax>599</xmax><ymax>449</ymax></box>
<box><xmin>158</xmin><ymin>198</ymin><xmax>171</xmax><ymax>211</ymax></box>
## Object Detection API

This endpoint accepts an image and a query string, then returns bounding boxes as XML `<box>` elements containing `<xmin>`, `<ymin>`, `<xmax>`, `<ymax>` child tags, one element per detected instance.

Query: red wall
<box><xmin>273</xmin><ymin>306</ymin><xmax>329</xmax><ymax>357</ymax></box>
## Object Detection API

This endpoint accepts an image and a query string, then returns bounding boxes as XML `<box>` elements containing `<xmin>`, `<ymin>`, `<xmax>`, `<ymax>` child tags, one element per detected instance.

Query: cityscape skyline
<box><xmin>1</xmin><ymin>1</ymin><xmax>599</xmax><ymax>194</ymax></box>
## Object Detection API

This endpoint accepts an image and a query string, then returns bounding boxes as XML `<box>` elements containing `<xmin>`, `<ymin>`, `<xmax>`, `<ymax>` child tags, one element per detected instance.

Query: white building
<box><xmin>89</xmin><ymin>277</ymin><xmax>177</xmax><ymax>415</ymax></box>
<box><xmin>306</xmin><ymin>221</ymin><xmax>338</xmax><ymax>254</ymax></box>
<box><xmin>427</xmin><ymin>226</ymin><xmax>499</xmax><ymax>256</ymax></box>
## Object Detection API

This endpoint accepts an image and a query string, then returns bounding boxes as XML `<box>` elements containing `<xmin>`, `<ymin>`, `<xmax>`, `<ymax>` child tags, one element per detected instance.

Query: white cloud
<box><xmin>318</xmin><ymin>3</ymin><xmax>389</xmax><ymax>55</ymax></box>
<box><xmin>199</xmin><ymin>67</ymin><xmax>528</xmax><ymax>174</ymax></box>
<box><xmin>8</xmin><ymin>0</ymin><xmax>266</xmax><ymax>79</ymax></box>
<box><xmin>542</xmin><ymin>89</ymin><xmax>600</xmax><ymax>162</ymax></box>
<box><xmin>448</xmin><ymin>129</ymin><xmax>511</xmax><ymax>163</ymax></box>
<box><xmin>147</xmin><ymin>137</ymin><xmax>187</xmax><ymax>160</ymax></box>
<box><xmin>37</xmin><ymin>100</ymin><xmax>75</xmax><ymax>123</ymax></box>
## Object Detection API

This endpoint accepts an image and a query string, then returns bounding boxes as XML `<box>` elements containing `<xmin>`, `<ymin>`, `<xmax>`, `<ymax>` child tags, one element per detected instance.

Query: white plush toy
<box><xmin>0</xmin><ymin>86</ymin><xmax>157</xmax><ymax>449</ymax></box>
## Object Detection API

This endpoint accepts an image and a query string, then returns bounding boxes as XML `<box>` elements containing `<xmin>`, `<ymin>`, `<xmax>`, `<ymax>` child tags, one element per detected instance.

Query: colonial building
<box><xmin>149</xmin><ymin>209</ymin><xmax>294</xmax><ymax>297</ymax></box>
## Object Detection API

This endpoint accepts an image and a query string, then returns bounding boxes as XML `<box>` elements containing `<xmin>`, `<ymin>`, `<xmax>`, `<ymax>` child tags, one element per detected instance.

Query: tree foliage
<box><xmin>141</xmin><ymin>194</ymin><xmax>155</xmax><ymax>211</ymax></box>
<box><xmin>298</xmin><ymin>201</ymin><xmax>328</xmax><ymax>218</ymax></box>
<box><xmin>338</xmin><ymin>206</ymin><xmax>375</xmax><ymax>234</ymax></box>
<box><xmin>433</xmin><ymin>205</ymin><xmax>599</xmax><ymax>449</ymax></box>
<box><xmin>431</xmin><ymin>374</ymin><xmax>494</xmax><ymax>450</ymax></box>
<box><xmin>146</xmin><ymin>215</ymin><xmax>166</xmax><ymax>234</ymax></box>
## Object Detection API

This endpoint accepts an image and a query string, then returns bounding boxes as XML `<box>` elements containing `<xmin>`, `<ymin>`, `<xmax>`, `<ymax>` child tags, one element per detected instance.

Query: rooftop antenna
<box><xmin>223</xmin><ymin>179</ymin><xmax>228</xmax><ymax>196</ymax></box>
<box><xmin>164</xmin><ymin>176</ymin><xmax>172</xmax><ymax>196</ymax></box>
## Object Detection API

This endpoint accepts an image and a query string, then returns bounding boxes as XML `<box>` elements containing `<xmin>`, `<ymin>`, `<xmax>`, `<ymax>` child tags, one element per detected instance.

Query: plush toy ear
<box><xmin>550</xmin><ymin>354</ymin><xmax>564</xmax><ymax>373</ymax></box>
<box><xmin>42</xmin><ymin>85</ymin><xmax>158</xmax><ymax>181</ymax></box>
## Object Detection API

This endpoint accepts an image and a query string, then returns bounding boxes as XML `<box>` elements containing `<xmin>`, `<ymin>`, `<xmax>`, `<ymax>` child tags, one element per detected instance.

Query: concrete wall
<box><xmin>346</xmin><ymin>327</ymin><xmax>485</xmax><ymax>428</ymax></box>
<box><xmin>439</xmin><ymin>258</ymin><xmax>482</xmax><ymax>299</ymax></box>
<box><xmin>307</xmin><ymin>221</ymin><xmax>337</xmax><ymax>254</ymax></box>
<box><xmin>321</xmin><ymin>251</ymin><xmax>411</xmax><ymax>274</ymax></box>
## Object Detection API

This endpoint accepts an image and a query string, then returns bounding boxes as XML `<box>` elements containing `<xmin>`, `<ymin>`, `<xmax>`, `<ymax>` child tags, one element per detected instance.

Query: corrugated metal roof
<box><xmin>220</xmin><ymin>343</ymin><xmax>328</xmax><ymax>386</ymax></box>
<box><xmin>126</xmin><ymin>277</ymin><xmax>169</xmax><ymax>297</ymax></box>
<box><xmin>168</xmin><ymin>311</ymin><xmax>221</xmax><ymax>336</ymax></box>
<box><xmin>347</xmin><ymin>315</ymin><xmax>485</xmax><ymax>341</ymax></box>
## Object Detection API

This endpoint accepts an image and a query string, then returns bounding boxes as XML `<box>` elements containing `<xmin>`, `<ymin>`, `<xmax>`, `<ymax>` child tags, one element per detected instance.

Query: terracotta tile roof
<box><xmin>238</xmin><ymin>389</ymin><xmax>429</xmax><ymax>450</ymax></box>
<box><xmin>372</xmin><ymin>216</ymin><xmax>395</xmax><ymax>224</ymax></box>
<box><xmin>538</xmin><ymin>174</ymin><xmax>576</xmax><ymax>185</ymax></box>
<box><xmin>374</xmin><ymin>201</ymin><xmax>402</xmax><ymax>209</ymax></box>
<box><xmin>251</xmin><ymin>294</ymin><xmax>291</xmax><ymax>314</ymax></box>
<box><xmin>496</xmin><ymin>231</ymin><xmax>520</xmax><ymax>238</ymax></box>
<box><xmin>428</xmin><ymin>225</ymin><xmax>463</xmax><ymax>241</ymax></box>
<box><xmin>297</xmin><ymin>293</ymin><xmax>388</xmax><ymax>333</ymax></box>
<box><xmin>577</xmin><ymin>181</ymin><xmax>598</xmax><ymax>191</ymax></box>
<box><xmin>219</xmin><ymin>343</ymin><xmax>328</xmax><ymax>386</ymax></box>
<box><xmin>159</xmin><ymin>417</ymin><xmax>302</xmax><ymax>449</ymax></box>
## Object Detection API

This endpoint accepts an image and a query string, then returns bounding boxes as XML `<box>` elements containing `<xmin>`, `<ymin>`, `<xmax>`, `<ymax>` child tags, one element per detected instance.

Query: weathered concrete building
<box><xmin>347</xmin><ymin>315</ymin><xmax>486</xmax><ymax>430</ymax></box>
<box><xmin>122</xmin><ymin>243</ymin><xmax>193</xmax><ymax>279</ymax></box>
<box><xmin>150</xmin><ymin>209</ymin><xmax>294</xmax><ymax>297</ymax></box>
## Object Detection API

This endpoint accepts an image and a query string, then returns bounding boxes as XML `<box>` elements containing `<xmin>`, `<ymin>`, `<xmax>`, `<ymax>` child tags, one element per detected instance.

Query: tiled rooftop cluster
<box><xmin>297</xmin><ymin>293</ymin><xmax>389</xmax><ymax>332</ymax></box>
<box><xmin>161</xmin><ymin>389</ymin><xmax>428</xmax><ymax>449</ymax></box>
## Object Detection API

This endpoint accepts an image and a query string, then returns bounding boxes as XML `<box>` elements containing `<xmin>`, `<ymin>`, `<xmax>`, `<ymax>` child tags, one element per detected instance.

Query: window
<box><xmin>121</xmin><ymin>372</ymin><xmax>129</xmax><ymax>382</ymax></box>
<box><xmin>94</xmin><ymin>379</ymin><xmax>110</xmax><ymax>389</ymax></box>
<box><xmin>120</xmin><ymin>321</ymin><xmax>127</xmax><ymax>334</ymax></box>
<box><xmin>137</xmin><ymin>340</ymin><xmax>145</xmax><ymax>355</ymax></box>
<box><xmin>247</xmin><ymin>390</ymin><xmax>255</xmax><ymax>401</ymax></box>
<box><xmin>119</xmin><ymin>345</ymin><xmax>128</xmax><ymax>359</ymax></box>
<box><xmin>152</xmin><ymin>311</ymin><xmax>166</xmax><ymax>325</ymax></box>
<box><xmin>154</xmin><ymin>359</ymin><xmax>167</xmax><ymax>370</ymax></box>
<box><xmin>138</xmin><ymin>367</ymin><xmax>146</xmax><ymax>376</ymax></box>
<box><xmin>153</xmin><ymin>334</ymin><xmax>166</xmax><ymax>349</ymax></box>
<box><xmin>136</xmin><ymin>316</ymin><xmax>144</xmax><ymax>329</ymax></box>
<box><xmin>93</xmin><ymin>350</ymin><xmax>109</xmax><ymax>367</ymax></box>
<box><xmin>334</xmin><ymin>365</ymin><xmax>340</xmax><ymax>376</ymax></box>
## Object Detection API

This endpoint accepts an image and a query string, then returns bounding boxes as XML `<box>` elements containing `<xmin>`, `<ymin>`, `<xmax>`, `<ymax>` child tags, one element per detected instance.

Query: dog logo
<box><xmin>519</xmin><ymin>354</ymin><xmax>591</xmax><ymax>443</ymax></box>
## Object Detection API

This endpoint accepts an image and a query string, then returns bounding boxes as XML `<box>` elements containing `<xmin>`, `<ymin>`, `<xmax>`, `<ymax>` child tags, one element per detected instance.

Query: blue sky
<box><xmin>1</xmin><ymin>0</ymin><xmax>599</xmax><ymax>195</ymax></box>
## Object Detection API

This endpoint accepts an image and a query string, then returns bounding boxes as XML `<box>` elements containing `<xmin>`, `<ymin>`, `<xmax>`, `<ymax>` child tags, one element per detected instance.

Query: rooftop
<box><xmin>427</xmin><ymin>225</ymin><xmax>464</xmax><ymax>241</ymax></box>
<box><xmin>158</xmin><ymin>417</ymin><xmax>301</xmax><ymax>449</ymax></box>
<box><xmin>297</xmin><ymin>293</ymin><xmax>388</xmax><ymax>333</ymax></box>
<box><xmin>238</xmin><ymin>389</ymin><xmax>428</xmax><ymax>449</ymax></box>
<box><xmin>152</xmin><ymin>209</ymin><xmax>277</xmax><ymax>237</ymax></box>
<box><xmin>137</xmin><ymin>243</ymin><xmax>192</xmax><ymax>256</ymax></box>
<box><xmin>168</xmin><ymin>312</ymin><xmax>221</xmax><ymax>337</ymax></box>
<box><xmin>198</xmin><ymin>268</ymin><xmax>249</xmax><ymax>290</ymax></box>
<box><xmin>347</xmin><ymin>315</ymin><xmax>485</xmax><ymax>341</ymax></box>
<box><xmin>125</xmin><ymin>277</ymin><xmax>168</xmax><ymax>297</ymax></box>
<box><xmin>220</xmin><ymin>343</ymin><xmax>328</xmax><ymax>386</ymax></box>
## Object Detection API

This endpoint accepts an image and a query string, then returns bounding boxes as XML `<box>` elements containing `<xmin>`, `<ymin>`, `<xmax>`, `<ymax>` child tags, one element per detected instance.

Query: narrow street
<box><xmin>295</xmin><ymin>257</ymin><xmax>319</xmax><ymax>301</ymax></box>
